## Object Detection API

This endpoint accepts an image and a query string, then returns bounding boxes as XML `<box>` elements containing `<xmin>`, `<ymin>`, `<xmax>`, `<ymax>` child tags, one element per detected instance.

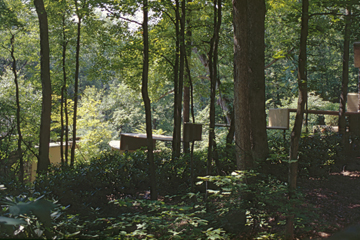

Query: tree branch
<box><xmin>264</xmin><ymin>47</ymin><xmax>295</xmax><ymax>69</ymax></box>
<box><xmin>309</xmin><ymin>12</ymin><xmax>343</xmax><ymax>18</ymax></box>
<box><xmin>157</xmin><ymin>89</ymin><xmax>174</xmax><ymax>100</ymax></box>
<box><xmin>102</xmin><ymin>5</ymin><xmax>142</xmax><ymax>25</ymax></box>
<box><xmin>160</xmin><ymin>54</ymin><xmax>174</xmax><ymax>67</ymax></box>
<box><xmin>162</xmin><ymin>11</ymin><xmax>176</xmax><ymax>25</ymax></box>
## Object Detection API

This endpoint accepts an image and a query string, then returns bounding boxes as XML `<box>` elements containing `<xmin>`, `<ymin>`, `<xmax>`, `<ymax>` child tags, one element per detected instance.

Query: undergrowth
<box><xmin>0</xmin><ymin>135</ymin><xmax>344</xmax><ymax>239</ymax></box>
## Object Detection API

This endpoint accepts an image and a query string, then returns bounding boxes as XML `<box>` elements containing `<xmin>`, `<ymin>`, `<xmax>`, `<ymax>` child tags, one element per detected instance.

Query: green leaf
<box><xmin>282</xmin><ymin>159</ymin><xmax>298</xmax><ymax>163</ymax></box>
<box><xmin>207</xmin><ymin>189</ymin><xmax>220</xmax><ymax>194</ymax></box>
<box><xmin>0</xmin><ymin>216</ymin><xmax>26</xmax><ymax>226</ymax></box>
<box><xmin>197</xmin><ymin>176</ymin><xmax>210</xmax><ymax>181</ymax></box>
<box><xmin>8</xmin><ymin>198</ymin><xmax>58</xmax><ymax>229</ymax></box>
<box><xmin>195</xmin><ymin>181</ymin><xmax>203</xmax><ymax>185</ymax></box>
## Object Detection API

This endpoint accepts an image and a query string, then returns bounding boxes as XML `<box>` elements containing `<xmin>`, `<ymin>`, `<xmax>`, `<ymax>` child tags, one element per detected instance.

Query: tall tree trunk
<box><xmin>172</xmin><ymin>0</ymin><xmax>181</xmax><ymax>158</ymax></box>
<box><xmin>185</xmin><ymin>49</ymin><xmax>196</xmax><ymax>189</ymax></box>
<box><xmin>194</xmin><ymin>49</ymin><xmax>232</xmax><ymax>128</ymax></box>
<box><xmin>178</xmin><ymin>0</ymin><xmax>185</xmax><ymax>152</ymax></box>
<box><xmin>225</xmin><ymin>107</ymin><xmax>235</xmax><ymax>159</ymax></box>
<box><xmin>285</xmin><ymin>0</ymin><xmax>309</xmax><ymax>239</ymax></box>
<box><xmin>338</xmin><ymin>7</ymin><xmax>352</xmax><ymax>154</ymax></box>
<box><xmin>34</xmin><ymin>0</ymin><xmax>51</xmax><ymax>174</ymax></box>
<box><xmin>60</xmin><ymin>14</ymin><xmax>68</xmax><ymax>166</ymax></box>
<box><xmin>208</xmin><ymin>0</ymin><xmax>222</xmax><ymax>175</ymax></box>
<box><xmin>183</xmin><ymin>0</ymin><xmax>192</xmax><ymax>154</ymax></box>
<box><xmin>65</xmin><ymin>92</ymin><xmax>69</xmax><ymax>165</ymax></box>
<box><xmin>183</xmin><ymin>85</ymin><xmax>190</xmax><ymax>153</ymax></box>
<box><xmin>10</xmin><ymin>34</ymin><xmax>24</xmax><ymax>183</ymax></box>
<box><xmin>142</xmin><ymin>0</ymin><xmax>157</xmax><ymax>200</ymax></box>
<box><xmin>248</xmin><ymin>0</ymin><xmax>268</xmax><ymax>161</ymax></box>
<box><xmin>233</xmin><ymin>0</ymin><xmax>253</xmax><ymax>228</ymax></box>
<box><xmin>71</xmin><ymin>1</ymin><xmax>82</xmax><ymax>167</ymax></box>
<box><xmin>233</xmin><ymin>0</ymin><xmax>252</xmax><ymax>170</ymax></box>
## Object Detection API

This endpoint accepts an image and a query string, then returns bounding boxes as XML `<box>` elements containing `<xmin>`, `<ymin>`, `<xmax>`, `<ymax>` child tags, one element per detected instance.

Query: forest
<box><xmin>1</xmin><ymin>0</ymin><xmax>360</xmax><ymax>239</ymax></box>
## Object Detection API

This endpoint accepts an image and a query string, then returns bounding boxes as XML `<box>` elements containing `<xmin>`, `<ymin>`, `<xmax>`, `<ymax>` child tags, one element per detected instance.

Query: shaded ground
<box><xmin>299</xmin><ymin>156</ymin><xmax>360</xmax><ymax>239</ymax></box>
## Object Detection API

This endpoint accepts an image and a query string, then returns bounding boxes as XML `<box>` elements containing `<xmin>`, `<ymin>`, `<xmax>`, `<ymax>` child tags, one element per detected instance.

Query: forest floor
<box><xmin>298</xmin><ymin>155</ymin><xmax>360</xmax><ymax>239</ymax></box>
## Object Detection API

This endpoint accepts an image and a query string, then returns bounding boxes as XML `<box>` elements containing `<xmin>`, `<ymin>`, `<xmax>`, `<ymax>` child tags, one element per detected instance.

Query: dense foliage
<box><xmin>1</xmin><ymin>0</ymin><xmax>360</xmax><ymax>238</ymax></box>
<box><xmin>0</xmin><ymin>140</ymin><xmax>330</xmax><ymax>239</ymax></box>
<box><xmin>0</xmin><ymin>130</ymin><xmax>348</xmax><ymax>239</ymax></box>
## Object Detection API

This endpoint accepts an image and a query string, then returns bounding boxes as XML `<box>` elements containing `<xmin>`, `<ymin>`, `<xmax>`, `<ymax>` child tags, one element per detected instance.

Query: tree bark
<box><xmin>142</xmin><ymin>0</ymin><xmax>157</xmax><ymax>200</ymax></box>
<box><xmin>194</xmin><ymin>48</ymin><xmax>232</xmax><ymax>126</ymax></box>
<box><xmin>71</xmin><ymin>0</ymin><xmax>82</xmax><ymax>167</ymax></box>
<box><xmin>10</xmin><ymin>33</ymin><xmax>24</xmax><ymax>183</ymax></box>
<box><xmin>338</xmin><ymin>7</ymin><xmax>352</xmax><ymax>155</ymax></box>
<box><xmin>285</xmin><ymin>0</ymin><xmax>309</xmax><ymax>239</ymax></box>
<box><xmin>225</xmin><ymin>107</ymin><xmax>235</xmax><ymax>159</ymax></box>
<box><xmin>185</xmin><ymin>50</ymin><xmax>196</xmax><ymax>189</ymax></box>
<box><xmin>248</xmin><ymin>0</ymin><xmax>268</xmax><ymax>161</ymax></box>
<box><xmin>233</xmin><ymin>0</ymin><xmax>253</xmax><ymax>228</ymax></box>
<box><xmin>34</xmin><ymin>0</ymin><xmax>51</xmax><ymax>173</ymax></box>
<box><xmin>183</xmin><ymin>0</ymin><xmax>193</xmax><ymax>154</ymax></box>
<box><xmin>208</xmin><ymin>0</ymin><xmax>222</xmax><ymax>175</ymax></box>
<box><xmin>60</xmin><ymin>14</ymin><xmax>69</xmax><ymax>166</ymax></box>
<box><xmin>178</xmin><ymin>0</ymin><xmax>185</xmax><ymax>153</ymax></box>
<box><xmin>183</xmin><ymin>83</ymin><xmax>190</xmax><ymax>153</ymax></box>
<box><xmin>232</xmin><ymin>0</ymin><xmax>269</xmax><ymax>164</ymax></box>
<box><xmin>172</xmin><ymin>0</ymin><xmax>181</xmax><ymax>158</ymax></box>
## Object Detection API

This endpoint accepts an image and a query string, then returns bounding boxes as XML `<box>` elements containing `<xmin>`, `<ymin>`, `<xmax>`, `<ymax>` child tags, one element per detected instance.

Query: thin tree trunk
<box><xmin>178</xmin><ymin>0</ymin><xmax>185</xmax><ymax>154</ymax></box>
<box><xmin>185</xmin><ymin>52</ymin><xmax>196</xmax><ymax>189</ymax></box>
<box><xmin>71</xmin><ymin>1</ymin><xmax>82</xmax><ymax>167</ymax></box>
<box><xmin>10</xmin><ymin>34</ymin><xmax>24</xmax><ymax>183</ymax></box>
<box><xmin>207</xmin><ymin>3</ymin><xmax>215</xmax><ymax>175</ymax></box>
<box><xmin>172</xmin><ymin>0</ymin><xmax>181</xmax><ymax>158</ymax></box>
<box><xmin>225</xmin><ymin>108</ymin><xmax>235</xmax><ymax>159</ymax></box>
<box><xmin>34</xmin><ymin>0</ymin><xmax>51</xmax><ymax>174</ymax></box>
<box><xmin>285</xmin><ymin>0</ymin><xmax>308</xmax><ymax>239</ymax></box>
<box><xmin>183</xmin><ymin>0</ymin><xmax>192</xmax><ymax>154</ymax></box>
<box><xmin>339</xmin><ymin>7</ymin><xmax>352</xmax><ymax>154</ymax></box>
<box><xmin>142</xmin><ymin>0</ymin><xmax>157</xmax><ymax>200</ymax></box>
<box><xmin>208</xmin><ymin>0</ymin><xmax>222</xmax><ymax>175</ymax></box>
<box><xmin>60</xmin><ymin>88</ymin><xmax>64</xmax><ymax>165</ymax></box>
<box><xmin>60</xmin><ymin>14</ymin><xmax>68</xmax><ymax>166</ymax></box>
<box><xmin>65</xmin><ymin>93</ymin><xmax>69</xmax><ymax>165</ymax></box>
<box><xmin>193</xmin><ymin>48</ymin><xmax>232</xmax><ymax>130</ymax></box>
<box><xmin>183</xmin><ymin>84</ymin><xmax>190</xmax><ymax>153</ymax></box>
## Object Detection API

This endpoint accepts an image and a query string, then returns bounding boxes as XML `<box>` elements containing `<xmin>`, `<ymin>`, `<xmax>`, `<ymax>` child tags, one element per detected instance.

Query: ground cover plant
<box><xmin>2</xmin><ymin>131</ymin><xmax>359</xmax><ymax>239</ymax></box>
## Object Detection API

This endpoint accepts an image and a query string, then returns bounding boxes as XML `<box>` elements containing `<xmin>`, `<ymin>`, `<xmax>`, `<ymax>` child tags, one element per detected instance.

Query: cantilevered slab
<box><xmin>119</xmin><ymin>133</ymin><xmax>178</xmax><ymax>151</ymax></box>
<box><xmin>121</xmin><ymin>133</ymin><xmax>174</xmax><ymax>141</ymax></box>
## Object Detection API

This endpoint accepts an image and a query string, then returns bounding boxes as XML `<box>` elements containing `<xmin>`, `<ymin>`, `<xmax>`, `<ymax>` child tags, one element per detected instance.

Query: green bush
<box><xmin>196</xmin><ymin>170</ymin><xmax>319</xmax><ymax>239</ymax></box>
<box><xmin>35</xmin><ymin>152</ymin><xmax>149</xmax><ymax>213</ymax></box>
<box><xmin>264</xmin><ymin>128</ymin><xmax>342</xmax><ymax>179</ymax></box>
<box><xmin>0</xmin><ymin>190</ymin><xmax>87</xmax><ymax>239</ymax></box>
<box><xmin>298</xmin><ymin>133</ymin><xmax>341</xmax><ymax>177</ymax></box>
<box><xmin>34</xmin><ymin>150</ymin><xmax>210</xmax><ymax>213</ymax></box>
<box><xmin>1</xmin><ymin>141</ymin><xmax>325</xmax><ymax>239</ymax></box>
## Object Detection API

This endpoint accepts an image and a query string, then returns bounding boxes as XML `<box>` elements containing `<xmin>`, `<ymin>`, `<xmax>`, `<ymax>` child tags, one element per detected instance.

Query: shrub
<box><xmin>298</xmin><ymin>133</ymin><xmax>341</xmax><ymax>177</ymax></box>
<box><xmin>34</xmin><ymin>150</ymin><xmax>211</xmax><ymax>213</ymax></box>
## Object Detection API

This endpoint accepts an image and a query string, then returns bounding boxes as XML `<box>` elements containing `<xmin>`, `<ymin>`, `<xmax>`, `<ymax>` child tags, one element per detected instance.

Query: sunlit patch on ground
<box><xmin>348</xmin><ymin>203</ymin><xmax>360</xmax><ymax>209</ymax></box>
<box><xmin>317</xmin><ymin>231</ymin><xmax>331</xmax><ymax>237</ymax></box>
<box><xmin>330</xmin><ymin>170</ymin><xmax>360</xmax><ymax>177</ymax></box>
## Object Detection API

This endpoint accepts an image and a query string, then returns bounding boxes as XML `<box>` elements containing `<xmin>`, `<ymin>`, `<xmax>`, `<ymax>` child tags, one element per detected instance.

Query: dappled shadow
<box><xmin>298</xmin><ymin>156</ymin><xmax>360</xmax><ymax>239</ymax></box>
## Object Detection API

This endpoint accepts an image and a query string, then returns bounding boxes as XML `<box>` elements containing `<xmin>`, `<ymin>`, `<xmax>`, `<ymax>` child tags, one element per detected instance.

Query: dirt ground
<box><xmin>298</xmin><ymin>156</ymin><xmax>360</xmax><ymax>239</ymax></box>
